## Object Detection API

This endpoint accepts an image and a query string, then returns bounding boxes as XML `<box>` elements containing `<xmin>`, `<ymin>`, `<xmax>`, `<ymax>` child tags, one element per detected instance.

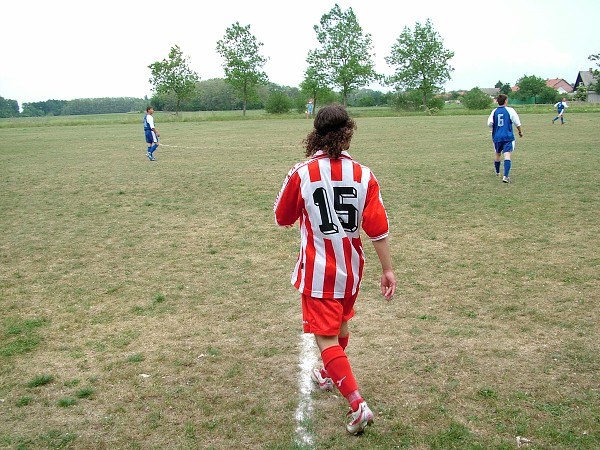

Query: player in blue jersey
<box><xmin>144</xmin><ymin>106</ymin><xmax>160</xmax><ymax>161</ymax></box>
<box><xmin>487</xmin><ymin>94</ymin><xmax>523</xmax><ymax>183</ymax></box>
<box><xmin>552</xmin><ymin>98</ymin><xmax>568</xmax><ymax>124</ymax></box>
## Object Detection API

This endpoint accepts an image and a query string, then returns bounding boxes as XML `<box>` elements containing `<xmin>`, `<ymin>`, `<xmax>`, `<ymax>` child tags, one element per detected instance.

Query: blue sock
<box><xmin>147</xmin><ymin>146</ymin><xmax>152</xmax><ymax>153</ymax></box>
<box><xmin>504</xmin><ymin>160</ymin><xmax>511</xmax><ymax>177</ymax></box>
<box><xmin>150</xmin><ymin>144</ymin><xmax>158</xmax><ymax>155</ymax></box>
<box><xmin>494</xmin><ymin>161</ymin><xmax>501</xmax><ymax>174</ymax></box>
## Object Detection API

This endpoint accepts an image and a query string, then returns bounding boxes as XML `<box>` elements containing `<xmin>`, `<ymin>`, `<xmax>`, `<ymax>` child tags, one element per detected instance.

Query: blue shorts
<box><xmin>494</xmin><ymin>141</ymin><xmax>514</xmax><ymax>154</ymax></box>
<box><xmin>145</xmin><ymin>130</ymin><xmax>158</xmax><ymax>144</ymax></box>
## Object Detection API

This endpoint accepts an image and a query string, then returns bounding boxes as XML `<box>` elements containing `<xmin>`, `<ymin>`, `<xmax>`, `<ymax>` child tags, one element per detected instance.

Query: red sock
<box><xmin>321</xmin><ymin>345</ymin><xmax>361</xmax><ymax>407</ymax></box>
<box><xmin>338</xmin><ymin>333</ymin><xmax>349</xmax><ymax>350</ymax></box>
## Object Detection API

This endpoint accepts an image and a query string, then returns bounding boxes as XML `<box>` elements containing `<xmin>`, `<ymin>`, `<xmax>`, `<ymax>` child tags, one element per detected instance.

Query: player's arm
<box><xmin>510</xmin><ymin>110</ymin><xmax>523</xmax><ymax>138</ymax></box>
<box><xmin>274</xmin><ymin>170</ymin><xmax>302</xmax><ymax>227</ymax></box>
<box><xmin>487</xmin><ymin>110</ymin><xmax>495</xmax><ymax>128</ymax></box>
<box><xmin>371</xmin><ymin>237</ymin><xmax>396</xmax><ymax>301</ymax></box>
<box><xmin>362</xmin><ymin>173</ymin><xmax>396</xmax><ymax>300</ymax></box>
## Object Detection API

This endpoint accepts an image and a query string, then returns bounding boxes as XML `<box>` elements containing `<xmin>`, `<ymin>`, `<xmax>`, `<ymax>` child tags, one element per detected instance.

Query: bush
<box><xmin>390</xmin><ymin>90</ymin><xmax>445</xmax><ymax>112</ymax></box>
<box><xmin>462</xmin><ymin>87</ymin><xmax>493</xmax><ymax>110</ymax></box>
<box><xmin>265</xmin><ymin>92</ymin><xmax>292</xmax><ymax>114</ymax></box>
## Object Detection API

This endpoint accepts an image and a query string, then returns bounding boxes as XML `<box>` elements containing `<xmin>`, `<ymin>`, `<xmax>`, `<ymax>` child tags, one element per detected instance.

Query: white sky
<box><xmin>2</xmin><ymin>0</ymin><xmax>598</xmax><ymax>104</ymax></box>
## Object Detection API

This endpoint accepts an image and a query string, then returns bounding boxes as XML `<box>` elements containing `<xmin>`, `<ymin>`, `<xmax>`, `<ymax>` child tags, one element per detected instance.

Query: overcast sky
<box><xmin>2</xmin><ymin>0</ymin><xmax>598</xmax><ymax>105</ymax></box>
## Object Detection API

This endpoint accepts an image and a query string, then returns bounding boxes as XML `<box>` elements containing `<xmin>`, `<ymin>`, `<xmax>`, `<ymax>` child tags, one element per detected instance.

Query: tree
<box><xmin>495</xmin><ymin>80</ymin><xmax>512</xmax><ymax>95</ymax></box>
<box><xmin>574</xmin><ymin>82</ymin><xmax>588</xmax><ymax>101</ymax></box>
<box><xmin>385</xmin><ymin>19</ymin><xmax>454</xmax><ymax>109</ymax></box>
<box><xmin>216</xmin><ymin>22</ymin><xmax>269</xmax><ymax>116</ymax></box>
<box><xmin>461</xmin><ymin>87</ymin><xmax>492</xmax><ymax>110</ymax></box>
<box><xmin>0</xmin><ymin>96</ymin><xmax>19</xmax><ymax>118</ymax></box>
<box><xmin>300</xmin><ymin>50</ymin><xmax>332</xmax><ymax>112</ymax></box>
<box><xmin>311</xmin><ymin>4</ymin><xmax>379</xmax><ymax>107</ymax></box>
<box><xmin>589</xmin><ymin>52</ymin><xmax>600</xmax><ymax>94</ymax></box>
<box><xmin>148</xmin><ymin>45</ymin><xmax>199</xmax><ymax>115</ymax></box>
<box><xmin>265</xmin><ymin>91</ymin><xmax>292</xmax><ymax>114</ymax></box>
<box><xmin>514</xmin><ymin>75</ymin><xmax>546</xmax><ymax>102</ymax></box>
<box><xmin>539</xmin><ymin>86</ymin><xmax>560</xmax><ymax>104</ymax></box>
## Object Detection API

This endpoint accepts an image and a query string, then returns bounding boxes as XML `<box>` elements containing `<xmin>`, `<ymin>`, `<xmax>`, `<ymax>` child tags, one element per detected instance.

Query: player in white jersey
<box><xmin>143</xmin><ymin>106</ymin><xmax>160</xmax><ymax>161</ymax></box>
<box><xmin>552</xmin><ymin>98</ymin><xmax>568</xmax><ymax>124</ymax></box>
<box><xmin>274</xmin><ymin>104</ymin><xmax>396</xmax><ymax>435</ymax></box>
<box><xmin>487</xmin><ymin>94</ymin><xmax>523</xmax><ymax>183</ymax></box>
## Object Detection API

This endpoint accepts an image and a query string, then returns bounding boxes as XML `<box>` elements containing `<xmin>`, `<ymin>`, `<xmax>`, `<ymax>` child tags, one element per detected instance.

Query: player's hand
<box><xmin>380</xmin><ymin>270</ymin><xmax>396</xmax><ymax>301</ymax></box>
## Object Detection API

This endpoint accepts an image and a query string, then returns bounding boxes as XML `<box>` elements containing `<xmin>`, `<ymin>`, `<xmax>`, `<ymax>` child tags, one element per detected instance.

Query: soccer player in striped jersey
<box><xmin>274</xmin><ymin>104</ymin><xmax>396</xmax><ymax>435</ymax></box>
<box><xmin>487</xmin><ymin>94</ymin><xmax>523</xmax><ymax>183</ymax></box>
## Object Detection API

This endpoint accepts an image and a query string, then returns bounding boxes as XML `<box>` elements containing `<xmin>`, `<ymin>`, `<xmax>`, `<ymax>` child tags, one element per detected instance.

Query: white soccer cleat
<box><xmin>502</xmin><ymin>176</ymin><xmax>510</xmax><ymax>183</ymax></box>
<box><xmin>346</xmin><ymin>401</ymin><xmax>374</xmax><ymax>435</ymax></box>
<box><xmin>311</xmin><ymin>368</ymin><xmax>334</xmax><ymax>391</ymax></box>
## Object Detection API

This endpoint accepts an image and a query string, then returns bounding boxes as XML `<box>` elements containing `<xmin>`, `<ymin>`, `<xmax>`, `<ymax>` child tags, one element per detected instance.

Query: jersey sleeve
<box><xmin>274</xmin><ymin>167</ymin><xmax>303</xmax><ymax>227</ymax></box>
<box><xmin>361</xmin><ymin>173</ymin><xmax>389</xmax><ymax>241</ymax></box>
<box><xmin>509</xmin><ymin>108</ymin><xmax>521</xmax><ymax>127</ymax></box>
<box><xmin>487</xmin><ymin>109</ymin><xmax>495</xmax><ymax>128</ymax></box>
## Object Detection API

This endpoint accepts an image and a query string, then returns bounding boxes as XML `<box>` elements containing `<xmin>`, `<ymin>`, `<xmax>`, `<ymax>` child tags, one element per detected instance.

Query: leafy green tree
<box><xmin>148</xmin><ymin>45</ymin><xmax>199</xmax><ymax>115</ymax></box>
<box><xmin>311</xmin><ymin>4</ymin><xmax>379</xmax><ymax>107</ymax></box>
<box><xmin>0</xmin><ymin>96</ymin><xmax>19</xmax><ymax>117</ymax></box>
<box><xmin>461</xmin><ymin>87</ymin><xmax>492</xmax><ymax>110</ymax></box>
<box><xmin>216</xmin><ymin>22</ymin><xmax>269</xmax><ymax>116</ymax></box>
<box><xmin>194</xmin><ymin>78</ymin><xmax>240</xmax><ymax>111</ymax></box>
<box><xmin>574</xmin><ymin>82</ymin><xmax>588</xmax><ymax>101</ymax></box>
<box><xmin>514</xmin><ymin>75</ymin><xmax>546</xmax><ymax>102</ymax></box>
<box><xmin>265</xmin><ymin>91</ymin><xmax>292</xmax><ymax>114</ymax></box>
<box><xmin>385</xmin><ymin>18</ymin><xmax>454</xmax><ymax>109</ymax></box>
<box><xmin>390</xmin><ymin>90</ymin><xmax>426</xmax><ymax>111</ymax></box>
<box><xmin>589</xmin><ymin>52</ymin><xmax>600</xmax><ymax>94</ymax></box>
<box><xmin>300</xmin><ymin>50</ymin><xmax>332</xmax><ymax>111</ymax></box>
<box><xmin>495</xmin><ymin>80</ymin><xmax>512</xmax><ymax>95</ymax></box>
<box><xmin>21</xmin><ymin>103</ymin><xmax>45</xmax><ymax>117</ymax></box>
<box><xmin>539</xmin><ymin>86</ymin><xmax>560</xmax><ymax>104</ymax></box>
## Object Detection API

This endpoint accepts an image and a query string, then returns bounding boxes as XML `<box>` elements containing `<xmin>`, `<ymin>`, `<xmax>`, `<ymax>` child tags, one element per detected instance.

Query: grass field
<box><xmin>1</xmin><ymin>111</ymin><xmax>599</xmax><ymax>449</ymax></box>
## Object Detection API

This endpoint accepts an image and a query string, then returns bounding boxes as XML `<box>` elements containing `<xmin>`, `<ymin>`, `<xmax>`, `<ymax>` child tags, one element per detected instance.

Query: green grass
<box><xmin>0</xmin><ymin>112</ymin><xmax>598</xmax><ymax>449</ymax></box>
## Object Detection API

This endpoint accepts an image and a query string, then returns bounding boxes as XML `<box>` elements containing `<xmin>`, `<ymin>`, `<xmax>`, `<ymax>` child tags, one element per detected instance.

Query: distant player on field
<box><xmin>487</xmin><ymin>94</ymin><xmax>523</xmax><ymax>183</ymax></box>
<box><xmin>143</xmin><ymin>106</ymin><xmax>159</xmax><ymax>161</ymax></box>
<box><xmin>274</xmin><ymin>104</ymin><xmax>396</xmax><ymax>435</ymax></box>
<box><xmin>552</xmin><ymin>97</ymin><xmax>568</xmax><ymax>125</ymax></box>
<box><xmin>306</xmin><ymin>98</ymin><xmax>314</xmax><ymax>118</ymax></box>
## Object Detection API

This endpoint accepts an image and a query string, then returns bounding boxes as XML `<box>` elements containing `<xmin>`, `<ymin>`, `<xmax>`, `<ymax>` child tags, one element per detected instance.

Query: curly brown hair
<box><xmin>303</xmin><ymin>104</ymin><xmax>356</xmax><ymax>158</ymax></box>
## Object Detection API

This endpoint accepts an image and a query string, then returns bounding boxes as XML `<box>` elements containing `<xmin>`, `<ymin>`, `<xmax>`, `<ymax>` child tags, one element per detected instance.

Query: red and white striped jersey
<box><xmin>274</xmin><ymin>150</ymin><xmax>389</xmax><ymax>299</ymax></box>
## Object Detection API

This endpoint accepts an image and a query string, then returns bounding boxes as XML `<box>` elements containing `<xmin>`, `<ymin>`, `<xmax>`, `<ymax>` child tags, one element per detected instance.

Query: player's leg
<box><xmin>494</xmin><ymin>143</ymin><xmax>502</xmax><ymax>176</ymax></box>
<box><xmin>145</xmin><ymin>132</ymin><xmax>154</xmax><ymax>159</ymax></box>
<box><xmin>149</xmin><ymin>133</ymin><xmax>159</xmax><ymax>159</ymax></box>
<box><xmin>502</xmin><ymin>143</ymin><xmax>513</xmax><ymax>182</ymax></box>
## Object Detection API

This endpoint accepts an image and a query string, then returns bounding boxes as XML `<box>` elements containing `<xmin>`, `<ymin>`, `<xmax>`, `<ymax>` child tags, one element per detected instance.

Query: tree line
<box><xmin>148</xmin><ymin>5</ymin><xmax>454</xmax><ymax>115</ymax></box>
<box><xmin>3</xmin><ymin>1</ymin><xmax>597</xmax><ymax>119</ymax></box>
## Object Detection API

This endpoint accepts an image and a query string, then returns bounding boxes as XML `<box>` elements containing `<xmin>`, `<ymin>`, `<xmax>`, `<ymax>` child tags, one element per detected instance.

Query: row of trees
<box><xmin>148</xmin><ymin>5</ymin><xmax>454</xmax><ymax>115</ymax></box>
<box><xmin>0</xmin><ymin>82</ymin><xmax>390</xmax><ymax>118</ymax></box>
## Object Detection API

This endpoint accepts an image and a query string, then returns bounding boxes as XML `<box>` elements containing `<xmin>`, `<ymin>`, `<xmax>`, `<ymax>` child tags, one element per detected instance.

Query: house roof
<box><xmin>575</xmin><ymin>70</ymin><xmax>598</xmax><ymax>88</ymax></box>
<box><xmin>546</xmin><ymin>78</ymin><xmax>573</xmax><ymax>93</ymax></box>
<box><xmin>481</xmin><ymin>88</ymin><xmax>500</xmax><ymax>96</ymax></box>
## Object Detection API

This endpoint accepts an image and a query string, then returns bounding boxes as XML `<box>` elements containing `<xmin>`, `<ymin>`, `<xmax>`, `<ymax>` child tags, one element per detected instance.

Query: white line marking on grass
<box><xmin>157</xmin><ymin>143</ymin><xmax>195</xmax><ymax>150</ymax></box>
<box><xmin>295</xmin><ymin>332</ymin><xmax>318</xmax><ymax>447</ymax></box>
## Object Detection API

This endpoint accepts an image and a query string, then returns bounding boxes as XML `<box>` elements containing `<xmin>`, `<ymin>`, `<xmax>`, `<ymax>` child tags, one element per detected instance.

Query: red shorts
<box><xmin>301</xmin><ymin>293</ymin><xmax>357</xmax><ymax>336</ymax></box>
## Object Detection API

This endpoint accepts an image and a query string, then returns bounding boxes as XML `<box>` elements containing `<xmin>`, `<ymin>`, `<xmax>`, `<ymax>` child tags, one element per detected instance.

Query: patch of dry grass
<box><xmin>1</xmin><ymin>113</ymin><xmax>598</xmax><ymax>449</ymax></box>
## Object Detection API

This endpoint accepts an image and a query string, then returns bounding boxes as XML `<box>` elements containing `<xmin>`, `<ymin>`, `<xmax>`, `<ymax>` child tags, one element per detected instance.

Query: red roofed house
<box><xmin>546</xmin><ymin>78</ymin><xmax>573</xmax><ymax>94</ymax></box>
